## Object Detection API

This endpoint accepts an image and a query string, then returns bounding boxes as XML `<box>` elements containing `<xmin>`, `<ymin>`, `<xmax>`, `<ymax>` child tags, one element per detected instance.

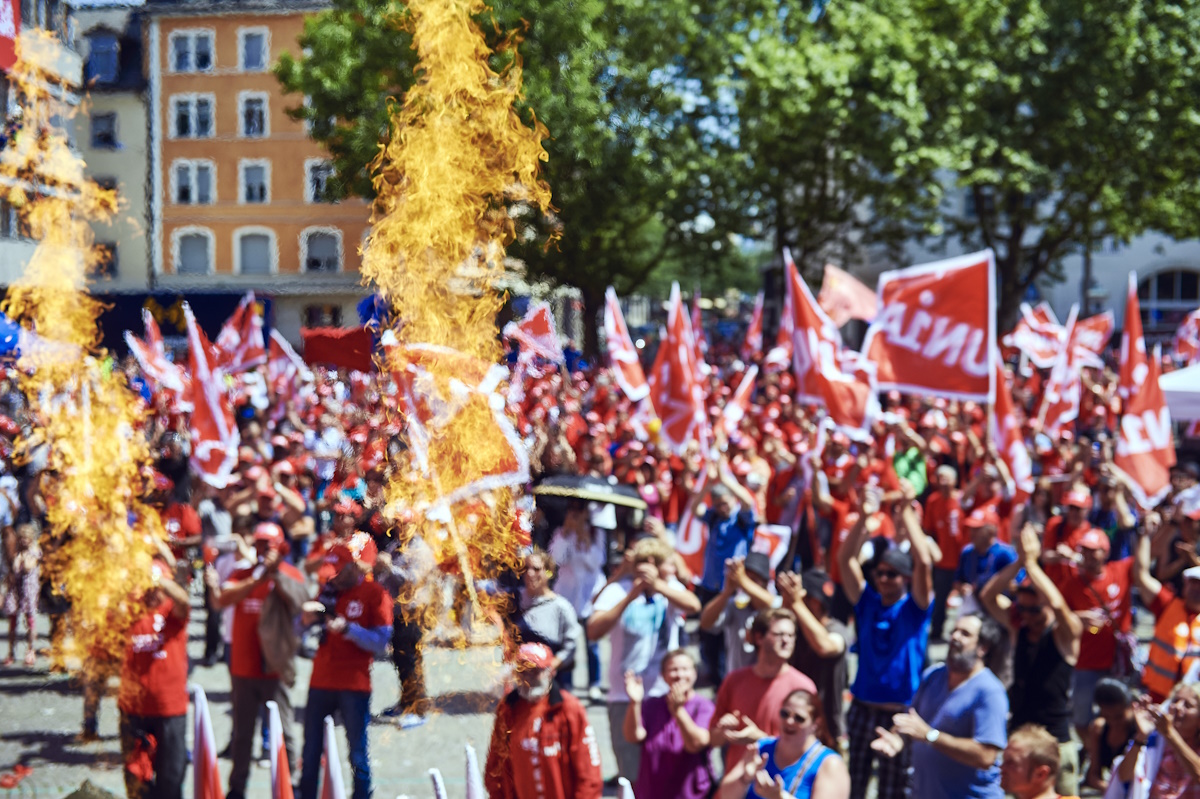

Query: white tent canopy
<box><xmin>1161</xmin><ymin>363</ymin><xmax>1200</xmax><ymax>420</ymax></box>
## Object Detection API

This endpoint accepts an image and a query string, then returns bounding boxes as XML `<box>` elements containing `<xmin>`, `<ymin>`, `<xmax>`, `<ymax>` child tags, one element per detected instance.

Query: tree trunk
<box><xmin>580</xmin><ymin>284</ymin><xmax>603</xmax><ymax>360</ymax></box>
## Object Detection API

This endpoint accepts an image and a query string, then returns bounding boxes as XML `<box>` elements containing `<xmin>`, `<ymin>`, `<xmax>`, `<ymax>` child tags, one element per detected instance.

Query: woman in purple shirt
<box><xmin>624</xmin><ymin>649</ymin><xmax>715</xmax><ymax>799</ymax></box>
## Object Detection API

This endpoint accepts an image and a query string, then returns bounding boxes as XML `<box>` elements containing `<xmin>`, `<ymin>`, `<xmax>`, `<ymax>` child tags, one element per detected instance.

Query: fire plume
<box><xmin>362</xmin><ymin>0</ymin><xmax>551</xmax><ymax>630</ymax></box>
<box><xmin>0</xmin><ymin>32</ymin><xmax>162</xmax><ymax>673</ymax></box>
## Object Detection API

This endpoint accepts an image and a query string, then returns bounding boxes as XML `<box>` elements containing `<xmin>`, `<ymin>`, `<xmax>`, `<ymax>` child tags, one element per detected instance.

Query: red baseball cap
<box><xmin>514</xmin><ymin>642</ymin><xmax>555</xmax><ymax>670</ymax></box>
<box><xmin>253</xmin><ymin>522</ymin><xmax>285</xmax><ymax>547</ymax></box>
<box><xmin>326</xmin><ymin>532</ymin><xmax>377</xmax><ymax>571</ymax></box>
<box><xmin>1063</xmin><ymin>489</ymin><xmax>1093</xmax><ymax>509</ymax></box>
<box><xmin>963</xmin><ymin>507</ymin><xmax>1000</xmax><ymax>529</ymax></box>
<box><xmin>1076</xmin><ymin>530</ymin><xmax>1110</xmax><ymax>554</ymax></box>
<box><xmin>333</xmin><ymin>500</ymin><xmax>363</xmax><ymax>518</ymax></box>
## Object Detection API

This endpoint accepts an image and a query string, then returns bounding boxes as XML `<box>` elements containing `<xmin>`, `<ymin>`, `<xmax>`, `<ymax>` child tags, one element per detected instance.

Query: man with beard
<box><xmin>485</xmin><ymin>643</ymin><xmax>603</xmax><ymax>799</ymax></box>
<box><xmin>871</xmin><ymin>613</ymin><xmax>1009</xmax><ymax>799</ymax></box>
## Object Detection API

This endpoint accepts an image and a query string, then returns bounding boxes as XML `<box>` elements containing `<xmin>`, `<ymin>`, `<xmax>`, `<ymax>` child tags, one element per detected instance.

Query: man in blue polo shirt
<box><xmin>686</xmin><ymin>464</ymin><xmax>758</xmax><ymax>684</ymax></box>
<box><xmin>836</xmin><ymin>484</ymin><xmax>933</xmax><ymax>799</ymax></box>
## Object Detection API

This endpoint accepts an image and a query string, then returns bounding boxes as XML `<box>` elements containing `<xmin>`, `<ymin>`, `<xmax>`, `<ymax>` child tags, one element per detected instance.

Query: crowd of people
<box><xmin>2</xmin><ymin>318</ymin><xmax>1200</xmax><ymax>799</ymax></box>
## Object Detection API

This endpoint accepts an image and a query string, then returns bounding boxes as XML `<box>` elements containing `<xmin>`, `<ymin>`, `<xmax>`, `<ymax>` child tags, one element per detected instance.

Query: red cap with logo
<box><xmin>514</xmin><ymin>642</ymin><xmax>555</xmax><ymax>670</ymax></box>
<box><xmin>1076</xmin><ymin>529</ymin><xmax>1111</xmax><ymax>554</ymax></box>
<box><xmin>963</xmin><ymin>507</ymin><xmax>1000</xmax><ymax>529</ymax></box>
<box><xmin>253</xmin><ymin>522</ymin><xmax>285</xmax><ymax>548</ymax></box>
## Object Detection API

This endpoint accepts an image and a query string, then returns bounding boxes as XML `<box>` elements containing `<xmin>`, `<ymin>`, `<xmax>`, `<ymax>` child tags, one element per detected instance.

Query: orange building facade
<box><xmin>146</xmin><ymin>0</ymin><xmax>368</xmax><ymax>341</ymax></box>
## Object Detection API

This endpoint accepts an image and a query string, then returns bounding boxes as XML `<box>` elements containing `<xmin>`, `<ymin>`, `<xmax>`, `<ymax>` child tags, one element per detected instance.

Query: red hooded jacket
<box><xmin>484</xmin><ymin>684</ymin><xmax>602</xmax><ymax>799</ymax></box>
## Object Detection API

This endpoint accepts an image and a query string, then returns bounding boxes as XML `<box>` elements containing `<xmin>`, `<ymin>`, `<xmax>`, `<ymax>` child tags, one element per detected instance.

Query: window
<box><xmin>174</xmin><ymin>230</ymin><xmax>213</xmax><ymax>275</ymax></box>
<box><xmin>171</xmin><ymin>95</ymin><xmax>214</xmax><ymax>139</ymax></box>
<box><xmin>85</xmin><ymin>31</ymin><xmax>120</xmax><ymax>84</ymax></box>
<box><xmin>91</xmin><ymin>243</ymin><xmax>117</xmax><ymax>279</ymax></box>
<box><xmin>305</xmin><ymin>305</ymin><xmax>342</xmax><ymax>327</ymax></box>
<box><xmin>169</xmin><ymin>30</ymin><xmax>213</xmax><ymax>73</ymax></box>
<box><xmin>302</xmin><ymin>230</ymin><xmax>341</xmax><ymax>272</ymax></box>
<box><xmin>305</xmin><ymin>160</ymin><xmax>336</xmax><ymax>203</ymax></box>
<box><xmin>172</xmin><ymin>160</ymin><xmax>214</xmax><ymax>205</ymax></box>
<box><xmin>240</xmin><ymin>160</ymin><xmax>269</xmax><ymax>204</ymax></box>
<box><xmin>1138</xmin><ymin>269</ymin><xmax>1200</xmax><ymax>332</ymax></box>
<box><xmin>239</xmin><ymin>28</ymin><xmax>268</xmax><ymax>71</ymax></box>
<box><xmin>239</xmin><ymin>93</ymin><xmax>267</xmax><ymax>138</ymax></box>
<box><xmin>237</xmin><ymin>232</ymin><xmax>273</xmax><ymax>275</ymax></box>
<box><xmin>21</xmin><ymin>0</ymin><xmax>62</xmax><ymax>34</ymax></box>
<box><xmin>90</xmin><ymin>112</ymin><xmax>117</xmax><ymax>148</ymax></box>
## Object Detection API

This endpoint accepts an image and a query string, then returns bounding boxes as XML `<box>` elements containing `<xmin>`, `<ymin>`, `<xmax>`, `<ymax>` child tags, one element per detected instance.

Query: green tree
<box><xmin>913</xmin><ymin>0</ymin><xmax>1200</xmax><ymax>324</ymax></box>
<box><xmin>276</xmin><ymin>0</ymin><xmax>737</xmax><ymax>354</ymax></box>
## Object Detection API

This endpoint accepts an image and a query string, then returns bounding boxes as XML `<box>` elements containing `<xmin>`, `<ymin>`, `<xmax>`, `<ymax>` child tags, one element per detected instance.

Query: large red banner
<box><xmin>0</xmin><ymin>0</ymin><xmax>18</xmax><ymax>73</ymax></box>
<box><xmin>863</xmin><ymin>250</ymin><xmax>996</xmax><ymax>401</ymax></box>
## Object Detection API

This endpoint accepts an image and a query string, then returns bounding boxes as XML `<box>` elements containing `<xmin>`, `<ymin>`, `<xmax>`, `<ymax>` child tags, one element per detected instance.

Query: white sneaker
<box><xmin>587</xmin><ymin>686</ymin><xmax>603</xmax><ymax>702</ymax></box>
<box><xmin>398</xmin><ymin>713</ymin><xmax>427</xmax><ymax>730</ymax></box>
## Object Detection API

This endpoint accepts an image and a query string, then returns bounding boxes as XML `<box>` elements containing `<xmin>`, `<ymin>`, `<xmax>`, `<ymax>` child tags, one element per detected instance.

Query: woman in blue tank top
<box><xmin>717</xmin><ymin>688</ymin><xmax>850</xmax><ymax>799</ymax></box>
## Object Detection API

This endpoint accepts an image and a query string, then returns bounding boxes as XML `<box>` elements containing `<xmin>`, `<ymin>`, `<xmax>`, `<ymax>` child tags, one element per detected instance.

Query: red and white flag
<box><xmin>722</xmin><ymin>365</ymin><xmax>758</xmax><ymax>436</ymax></box>
<box><xmin>783</xmin><ymin>248</ymin><xmax>844</xmax><ymax>405</ymax></box>
<box><xmin>215</xmin><ymin>292</ymin><xmax>267</xmax><ymax>374</ymax></box>
<box><xmin>1037</xmin><ymin>305</ymin><xmax>1082</xmax><ymax>436</ymax></box>
<box><xmin>765</xmin><ymin>261</ymin><xmax>796</xmax><ymax>368</ymax></box>
<box><xmin>675</xmin><ymin>470</ymin><xmax>712</xmax><ymax>581</ymax></box>
<box><xmin>126</xmin><ymin>310</ymin><xmax>191</xmax><ymax>405</ymax></box>
<box><xmin>503</xmin><ymin>301</ymin><xmax>563</xmax><ymax>363</ymax></box>
<box><xmin>863</xmin><ymin>250</ymin><xmax>996</xmax><ymax>401</ymax></box>
<box><xmin>691</xmin><ymin>289</ymin><xmax>709</xmax><ymax>359</ymax></box>
<box><xmin>266</xmin><ymin>701</ymin><xmax>294</xmax><ymax>799</ymax></box>
<box><xmin>268</xmin><ymin>329</ymin><xmax>312</xmax><ymax>389</ymax></box>
<box><xmin>193</xmin><ymin>686</ymin><xmax>224</xmax><ymax>799</ymax></box>
<box><xmin>604</xmin><ymin>287</ymin><xmax>650</xmax><ymax>402</ymax></box>
<box><xmin>1117</xmin><ymin>275</ymin><xmax>1175</xmax><ymax>507</ymax></box>
<box><xmin>818</xmin><ymin>263</ymin><xmax>878</xmax><ymax>327</ymax></box>
<box><xmin>682</xmin><ymin>293</ymin><xmax>709</xmax><ymax>382</ymax></box>
<box><xmin>319</xmin><ymin>715</ymin><xmax>347</xmax><ymax>799</ymax></box>
<box><xmin>1174</xmin><ymin>309</ymin><xmax>1200</xmax><ymax>365</ymax></box>
<box><xmin>1073</xmin><ymin>310</ymin><xmax>1114</xmax><ymax>368</ymax></box>
<box><xmin>813</xmin><ymin>354</ymin><xmax>879</xmax><ymax>438</ymax></box>
<box><xmin>741</xmin><ymin>291</ymin><xmax>764</xmax><ymax>362</ymax></box>
<box><xmin>992</xmin><ymin>358</ymin><xmax>1033</xmax><ymax>503</ymax></box>
<box><xmin>1004</xmin><ymin>302</ymin><xmax>1062</xmax><ymax>369</ymax></box>
<box><xmin>184</xmin><ymin>303</ymin><xmax>240</xmax><ymax>487</ymax></box>
<box><xmin>648</xmin><ymin>283</ymin><xmax>706</xmax><ymax>453</ymax></box>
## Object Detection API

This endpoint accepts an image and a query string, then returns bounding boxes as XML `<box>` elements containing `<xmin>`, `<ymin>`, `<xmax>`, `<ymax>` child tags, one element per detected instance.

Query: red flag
<box><xmin>992</xmin><ymin>359</ymin><xmax>1033</xmax><ymax>502</ymax></box>
<box><xmin>127</xmin><ymin>309</ymin><xmax>189</xmax><ymax>397</ymax></box>
<box><xmin>603</xmin><ymin>287</ymin><xmax>650</xmax><ymax>402</ymax></box>
<box><xmin>648</xmin><ymin>283</ymin><xmax>706</xmax><ymax>453</ymax></box>
<box><xmin>1174</xmin><ymin>309</ymin><xmax>1200</xmax><ymax>365</ymax></box>
<box><xmin>268</xmin><ymin>329</ymin><xmax>312</xmax><ymax>388</ymax></box>
<box><xmin>320</xmin><ymin>715</ymin><xmax>348</xmax><ymax>799</ymax></box>
<box><xmin>0</xmin><ymin>0</ymin><xmax>18</xmax><ymax>72</ymax></box>
<box><xmin>722</xmin><ymin>365</ymin><xmax>758</xmax><ymax>436</ymax></box>
<box><xmin>1037</xmin><ymin>305</ymin><xmax>1082</xmax><ymax>436</ymax></box>
<box><xmin>818</xmin><ymin>263</ymin><xmax>878</xmax><ymax>327</ymax></box>
<box><xmin>863</xmin><ymin>250</ymin><xmax>996</xmax><ymax>401</ymax></box>
<box><xmin>813</xmin><ymin>354</ymin><xmax>879</xmax><ymax>436</ymax></box>
<box><xmin>503</xmin><ymin>302</ymin><xmax>563</xmax><ymax>363</ymax></box>
<box><xmin>681</xmin><ymin>294</ymin><xmax>709</xmax><ymax>383</ymax></box>
<box><xmin>1117</xmin><ymin>276</ymin><xmax>1175</xmax><ymax>507</ymax></box>
<box><xmin>193</xmin><ymin>686</ymin><xmax>224</xmax><ymax>799</ymax></box>
<box><xmin>184</xmin><ymin>303</ymin><xmax>240</xmax><ymax>487</ymax></box>
<box><xmin>267</xmin><ymin>701</ymin><xmax>294</xmax><ymax>799</ymax></box>
<box><xmin>675</xmin><ymin>470</ymin><xmax>712</xmax><ymax>580</ymax></box>
<box><xmin>765</xmin><ymin>261</ymin><xmax>796</xmax><ymax>368</ymax></box>
<box><xmin>782</xmin><ymin>248</ymin><xmax>844</xmax><ymax>405</ymax></box>
<box><xmin>215</xmin><ymin>292</ymin><xmax>267</xmax><ymax>373</ymax></box>
<box><xmin>691</xmin><ymin>289</ymin><xmax>709</xmax><ymax>359</ymax></box>
<box><xmin>741</xmin><ymin>291</ymin><xmax>764</xmax><ymax>362</ymax></box>
<box><xmin>1004</xmin><ymin>302</ymin><xmax>1063</xmax><ymax>369</ymax></box>
<box><xmin>1073</xmin><ymin>310</ymin><xmax>1114</xmax><ymax>368</ymax></box>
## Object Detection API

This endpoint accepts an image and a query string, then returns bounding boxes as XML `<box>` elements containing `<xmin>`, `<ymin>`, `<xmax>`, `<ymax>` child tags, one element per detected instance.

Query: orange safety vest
<box><xmin>1144</xmin><ymin>597</ymin><xmax>1200</xmax><ymax>701</ymax></box>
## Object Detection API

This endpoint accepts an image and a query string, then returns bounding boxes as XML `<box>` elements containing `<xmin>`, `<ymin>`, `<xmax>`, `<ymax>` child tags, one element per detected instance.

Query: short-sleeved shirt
<box><xmin>161</xmin><ymin>502</ymin><xmax>201</xmax><ymax>554</ymax></box>
<box><xmin>310</xmin><ymin>578</ymin><xmax>393</xmax><ymax>693</ymax></box>
<box><xmin>120</xmin><ymin>598</ymin><xmax>190</xmax><ymax>718</ymax></box>
<box><xmin>227</xmin><ymin>561</ymin><xmax>306</xmax><ymax>679</ymax></box>
<box><xmin>633</xmin><ymin>695</ymin><xmax>715</xmax><ymax>799</ymax></box>
<box><xmin>711</xmin><ymin>664</ymin><xmax>817</xmax><ymax>768</ymax></box>
<box><xmin>925</xmin><ymin>491</ymin><xmax>965</xmax><ymax>571</ymax></box>
<box><xmin>699</xmin><ymin>507</ymin><xmax>757</xmax><ymax>592</ymax></box>
<box><xmin>594</xmin><ymin>578</ymin><xmax>684</xmax><ymax>702</ymax></box>
<box><xmin>911</xmin><ymin>664</ymin><xmax>1008</xmax><ymax>799</ymax></box>
<box><xmin>851</xmin><ymin>586</ymin><xmax>931</xmax><ymax>705</ymax></box>
<box><xmin>955</xmin><ymin>542</ymin><xmax>1018</xmax><ymax>593</ymax></box>
<box><xmin>1049</xmin><ymin>557</ymin><xmax>1133</xmax><ymax>671</ymax></box>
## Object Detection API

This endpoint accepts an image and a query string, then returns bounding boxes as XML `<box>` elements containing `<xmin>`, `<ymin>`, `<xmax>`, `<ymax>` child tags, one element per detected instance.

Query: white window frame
<box><xmin>171</xmin><ymin>225</ymin><xmax>215</xmax><ymax>275</ymax></box>
<box><xmin>238</xmin><ymin>158</ymin><xmax>272</xmax><ymax>205</ymax></box>
<box><xmin>299</xmin><ymin>226</ymin><xmax>344</xmax><ymax>274</ymax></box>
<box><xmin>237</xmin><ymin>90</ymin><xmax>270</xmax><ymax>138</ymax></box>
<box><xmin>169</xmin><ymin>158</ymin><xmax>217</xmax><ymax>205</ymax></box>
<box><xmin>304</xmin><ymin>157</ymin><xmax>337</xmax><ymax>204</ymax></box>
<box><xmin>237</xmin><ymin>26</ymin><xmax>270</xmax><ymax>72</ymax></box>
<box><xmin>166</xmin><ymin>28</ymin><xmax>215</xmax><ymax>75</ymax></box>
<box><xmin>168</xmin><ymin>92</ymin><xmax>216</xmax><ymax>140</ymax></box>
<box><xmin>232</xmin><ymin>226</ymin><xmax>278</xmax><ymax>275</ymax></box>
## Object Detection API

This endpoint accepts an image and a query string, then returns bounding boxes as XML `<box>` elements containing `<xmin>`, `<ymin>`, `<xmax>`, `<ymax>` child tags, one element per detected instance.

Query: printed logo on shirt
<box><xmin>1107</xmin><ymin>583</ymin><xmax>1120</xmax><ymax>599</ymax></box>
<box><xmin>583</xmin><ymin>724</ymin><xmax>600</xmax><ymax>766</ymax></box>
<box><xmin>131</xmin><ymin>633</ymin><xmax>164</xmax><ymax>654</ymax></box>
<box><xmin>243</xmin><ymin>598</ymin><xmax>263</xmax><ymax>615</ymax></box>
<box><xmin>346</xmin><ymin>600</ymin><xmax>363</xmax><ymax>620</ymax></box>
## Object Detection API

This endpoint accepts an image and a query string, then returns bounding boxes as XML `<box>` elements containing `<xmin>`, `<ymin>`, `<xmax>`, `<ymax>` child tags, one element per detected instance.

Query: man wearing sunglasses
<box><xmin>836</xmin><ymin>481</ymin><xmax>934</xmax><ymax>799</ymax></box>
<box><xmin>980</xmin><ymin>523</ymin><xmax>1083</xmax><ymax>797</ymax></box>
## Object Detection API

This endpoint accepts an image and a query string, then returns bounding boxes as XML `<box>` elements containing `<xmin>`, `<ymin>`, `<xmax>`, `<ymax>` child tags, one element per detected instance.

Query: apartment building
<box><xmin>144</xmin><ymin>0</ymin><xmax>369</xmax><ymax>341</ymax></box>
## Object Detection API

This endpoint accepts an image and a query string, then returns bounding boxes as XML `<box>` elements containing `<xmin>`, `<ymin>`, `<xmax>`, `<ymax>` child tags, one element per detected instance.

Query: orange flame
<box><xmin>0</xmin><ymin>32</ymin><xmax>163</xmax><ymax>676</ymax></box>
<box><xmin>362</xmin><ymin>0</ymin><xmax>551</xmax><ymax>639</ymax></box>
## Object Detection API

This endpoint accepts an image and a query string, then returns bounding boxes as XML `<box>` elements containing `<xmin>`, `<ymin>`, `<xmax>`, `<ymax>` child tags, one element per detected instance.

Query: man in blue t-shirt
<box><xmin>686</xmin><ymin>466</ymin><xmax>758</xmax><ymax>684</ymax></box>
<box><xmin>955</xmin><ymin>507</ymin><xmax>1018</xmax><ymax>613</ymax></box>
<box><xmin>871</xmin><ymin>612</ymin><xmax>1009</xmax><ymax>799</ymax></box>
<box><xmin>836</xmin><ymin>483</ymin><xmax>933</xmax><ymax>799</ymax></box>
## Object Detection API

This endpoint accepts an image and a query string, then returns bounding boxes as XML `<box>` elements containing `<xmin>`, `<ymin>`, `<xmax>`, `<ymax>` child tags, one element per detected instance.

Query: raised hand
<box><xmin>624</xmin><ymin>670</ymin><xmax>645</xmax><ymax>704</ymax></box>
<box><xmin>753</xmin><ymin>770</ymin><xmax>788</xmax><ymax>799</ymax></box>
<box><xmin>871</xmin><ymin>726</ymin><xmax>905</xmax><ymax>758</ymax></box>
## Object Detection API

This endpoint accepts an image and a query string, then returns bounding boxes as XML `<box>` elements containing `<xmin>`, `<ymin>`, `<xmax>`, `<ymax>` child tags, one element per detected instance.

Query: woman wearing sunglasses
<box><xmin>718</xmin><ymin>688</ymin><xmax>850</xmax><ymax>799</ymax></box>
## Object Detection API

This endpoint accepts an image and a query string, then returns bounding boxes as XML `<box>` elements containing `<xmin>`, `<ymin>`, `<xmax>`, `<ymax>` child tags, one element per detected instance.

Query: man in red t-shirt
<box><xmin>1042</xmin><ymin>488</ymin><xmax>1094</xmax><ymax>556</ymax></box>
<box><xmin>214</xmin><ymin>522</ymin><xmax>309</xmax><ymax>799</ymax></box>
<box><xmin>298</xmin><ymin>534</ymin><xmax>392</xmax><ymax>799</ymax></box>
<box><xmin>118</xmin><ymin>559</ymin><xmax>190</xmax><ymax>799</ymax></box>
<box><xmin>485</xmin><ymin>643</ymin><xmax>602</xmax><ymax>799</ymax></box>
<box><xmin>924</xmin><ymin>465</ymin><xmax>964</xmax><ymax>641</ymax></box>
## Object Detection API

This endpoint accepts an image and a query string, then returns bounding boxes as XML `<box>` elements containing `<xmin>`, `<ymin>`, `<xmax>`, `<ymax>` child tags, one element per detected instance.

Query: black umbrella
<box><xmin>532</xmin><ymin>474</ymin><xmax>647</xmax><ymax>510</ymax></box>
